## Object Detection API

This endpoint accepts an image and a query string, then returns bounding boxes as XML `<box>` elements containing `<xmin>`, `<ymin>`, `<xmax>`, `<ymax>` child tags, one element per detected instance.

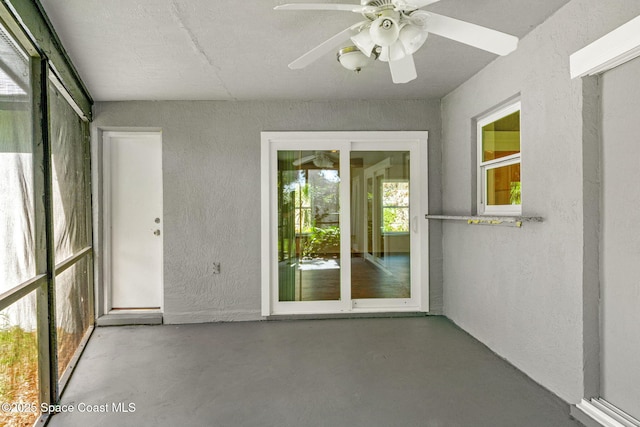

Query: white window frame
<box><xmin>477</xmin><ymin>100</ymin><xmax>522</xmax><ymax>216</ymax></box>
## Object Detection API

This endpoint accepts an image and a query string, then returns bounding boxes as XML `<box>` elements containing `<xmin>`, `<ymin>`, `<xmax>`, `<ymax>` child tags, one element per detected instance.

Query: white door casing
<box><xmin>103</xmin><ymin>131</ymin><xmax>163</xmax><ymax>312</ymax></box>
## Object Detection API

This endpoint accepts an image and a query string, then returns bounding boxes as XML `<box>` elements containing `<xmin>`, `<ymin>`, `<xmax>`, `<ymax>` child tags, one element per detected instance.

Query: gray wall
<box><xmin>439</xmin><ymin>0</ymin><xmax>640</xmax><ymax>403</ymax></box>
<box><xmin>600</xmin><ymin>57</ymin><xmax>640</xmax><ymax>419</ymax></box>
<box><xmin>92</xmin><ymin>100</ymin><xmax>443</xmax><ymax>323</ymax></box>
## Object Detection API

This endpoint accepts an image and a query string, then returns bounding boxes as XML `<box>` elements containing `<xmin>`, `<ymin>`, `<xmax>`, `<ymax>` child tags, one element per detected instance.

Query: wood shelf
<box><xmin>425</xmin><ymin>214</ymin><xmax>543</xmax><ymax>228</ymax></box>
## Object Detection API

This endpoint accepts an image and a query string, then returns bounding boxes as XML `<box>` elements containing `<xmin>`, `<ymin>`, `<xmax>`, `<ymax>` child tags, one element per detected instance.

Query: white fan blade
<box><xmin>426</xmin><ymin>12</ymin><xmax>518</xmax><ymax>56</ymax></box>
<box><xmin>389</xmin><ymin>54</ymin><xmax>417</xmax><ymax>84</ymax></box>
<box><xmin>275</xmin><ymin>3</ymin><xmax>372</xmax><ymax>13</ymax></box>
<box><xmin>288</xmin><ymin>21</ymin><xmax>367</xmax><ymax>69</ymax></box>
<box><xmin>393</xmin><ymin>0</ymin><xmax>440</xmax><ymax>11</ymax></box>
<box><xmin>292</xmin><ymin>154</ymin><xmax>317</xmax><ymax>166</ymax></box>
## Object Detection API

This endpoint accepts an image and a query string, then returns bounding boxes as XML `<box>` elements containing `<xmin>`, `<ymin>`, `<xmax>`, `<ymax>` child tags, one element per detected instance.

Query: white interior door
<box><xmin>104</xmin><ymin>131</ymin><xmax>163</xmax><ymax>311</ymax></box>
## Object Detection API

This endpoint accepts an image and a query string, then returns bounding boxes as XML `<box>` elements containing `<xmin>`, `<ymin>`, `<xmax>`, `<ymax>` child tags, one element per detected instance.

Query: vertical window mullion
<box><xmin>37</xmin><ymin>58</ymin><xmax>59</xmax><ymax>406</ymax></box>
<box><xmin>84</xmin><ymin>119</ymin><xmax>95</xmax><ymax>323</ymax></box>
<box><xmin>30</xmin><ymin>54</ymin><xmax>53</xmax><ymax>410</ymax></box>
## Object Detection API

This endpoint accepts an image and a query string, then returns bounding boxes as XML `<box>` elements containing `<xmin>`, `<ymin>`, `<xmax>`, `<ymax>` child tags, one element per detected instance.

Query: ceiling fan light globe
<box><xmin>399</xmin><ymin>24</ymin><xmax>428</xmax><ymax>55</ymax></box>
<box><xmin>389</xmin><ymin>40</ymin><xmax>407</xmax><ymax>61</ymax></box>
<box><xmin>378</xmin><ymin>46</ymin><xmax>389</xmax><ymax>62</ymax></box>
<box><xmin>351</xmin><ymin>30</ymin><xmax>375</xmax><ymax>57</ymax></box>
<box><xmin>378</xmin><ymin>40</ymin><xmax>407</xmax><ymax>62</ymax></box>
<box><xmin>337</xmin><ymin>46</ymin><xmax>372</xmax><ymax>71</ymax></box>
<box><xmin>369</xmin><ymin>16</ymin><xmax>400</xmax><ymax>47</ymax></box>
<box><xmin>407</xmin><ymin>10</ymin><xmax>430</xmax><ymax>28</ymax></box>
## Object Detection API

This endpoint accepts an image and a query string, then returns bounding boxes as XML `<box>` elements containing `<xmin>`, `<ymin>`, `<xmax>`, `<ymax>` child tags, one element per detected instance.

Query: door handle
<box><xmin>154</xmin><ymin>229</ymin><xmax>161</xmax><ymax>236</ymax></box>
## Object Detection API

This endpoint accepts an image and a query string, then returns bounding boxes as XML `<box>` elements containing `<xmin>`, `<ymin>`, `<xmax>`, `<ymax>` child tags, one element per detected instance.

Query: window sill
<box><xmin>425</xmin><ymin>214</ymin><xmax>543</xmax><ymax>228</ymax></box>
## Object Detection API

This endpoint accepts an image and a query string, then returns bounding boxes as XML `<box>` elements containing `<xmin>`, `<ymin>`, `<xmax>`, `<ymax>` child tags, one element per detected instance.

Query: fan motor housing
<box><xmin>361</xmin><ymin>0</ymin><xmax>396</xmax><ymax>21</ymax></box>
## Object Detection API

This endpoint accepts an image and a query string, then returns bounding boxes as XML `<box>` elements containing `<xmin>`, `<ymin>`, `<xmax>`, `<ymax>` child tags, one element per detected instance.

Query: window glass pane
<box><xmin>49</xmin><ymin>83</ymin><xmax>91</xmax><ymax>263</ymax></box>
<box><xmin>277</xmin><ymin>150</ymin><xmax>340</xmax><ymax>302</ymax></box>
<box><xmin>382</xmin><ymin>181</ymin><xmax>409</xmax><ymax>233</ymax></box>
<box><xmin>0</xmin><ymin>25</ymin><xmax>35</xmax><ymax>293</ymax></box>
<box><xmin>486</xmin><ymin>163</ymin><xmax>521</xmax><ymax>206</ymax></box>
<box><xmin>383</xmin><ymin>208</ymin><xmax>409</xmax><ymax>233</ymax></box>
<box><xmin>0</xmin><ymin>291</ymin><xmax>40</xmax><ymax>426</ymax></box>
<box><xmin>482</xmin><ymin>110</ymin><xmax>520</xmax><ymax>162</ymax></box>
<box><xmin>56</xmin><ymin>257</ymin><xmax>92</xmax><ymax>379</ymax></box>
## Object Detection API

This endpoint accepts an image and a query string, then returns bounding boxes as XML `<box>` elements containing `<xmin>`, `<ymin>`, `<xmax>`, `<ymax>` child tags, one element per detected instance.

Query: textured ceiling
<box><xmin>39</xmin><ymin>0</ymin><xmax>571</xmax><ymax>101</ymax></box>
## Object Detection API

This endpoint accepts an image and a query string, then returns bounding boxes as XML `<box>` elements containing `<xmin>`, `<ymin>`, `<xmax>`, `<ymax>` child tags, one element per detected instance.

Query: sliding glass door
<box><xmin>262</xmin><ymin>132</ymin><xmax>428</xmax><ymax>316</ymax></box>
<box><xmin>278</xmin><ymin>150</ymin><xmax>342</xmax><ymax>302</ymax></box>
<box><xmin>351</xmin><ymin>150</ymin><xmax>411</xmax><ymax>303</ymax></box>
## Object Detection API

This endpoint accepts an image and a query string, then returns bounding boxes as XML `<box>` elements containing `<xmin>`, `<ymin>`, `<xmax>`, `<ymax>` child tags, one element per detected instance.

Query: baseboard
<box><xmin>97</xmin><ymin>312</ymin><xmax>163</xmax><ymax>326</ymax></box>
<box><xmin>163</xmin><ymin>310</ymin><xmax>263</xmax><ymax>324</ymax></box>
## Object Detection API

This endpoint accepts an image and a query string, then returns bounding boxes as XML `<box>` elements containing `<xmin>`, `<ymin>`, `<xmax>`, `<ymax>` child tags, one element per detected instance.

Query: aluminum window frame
<box><xmin>0</xmin><ymin>6</ymin><xmax>94</xmax><ymax>423</ymax></box>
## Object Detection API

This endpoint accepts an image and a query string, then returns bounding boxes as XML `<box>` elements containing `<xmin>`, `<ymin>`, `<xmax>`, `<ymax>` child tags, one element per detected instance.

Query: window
<box><xmin>382</xmin><ymin>180</ymin><xmax>409</xmax><ymax>233</ymax></box>
<box><xmin>477</xmin><ymin>101</ymin><xmax>521</xmax><ymax>215</ymax></box>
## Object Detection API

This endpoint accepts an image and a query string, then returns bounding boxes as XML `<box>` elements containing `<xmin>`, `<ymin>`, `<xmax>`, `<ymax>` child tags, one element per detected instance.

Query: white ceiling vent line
<box><xmin>570</xmin><ymin>14</ymin><xmax>640</xmax><ymax>79</ymax></box>
<box><xmin>169</xmin><ymin>1</ymin><xmax>236</xmax><ymax>100</ymax></box>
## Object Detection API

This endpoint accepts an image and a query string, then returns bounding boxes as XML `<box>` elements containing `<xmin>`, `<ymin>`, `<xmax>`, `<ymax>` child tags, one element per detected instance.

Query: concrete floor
<box><xmin>48</xmin><ymin>317</ymin><xmax>583</xmax><ymax>427</ymax></box>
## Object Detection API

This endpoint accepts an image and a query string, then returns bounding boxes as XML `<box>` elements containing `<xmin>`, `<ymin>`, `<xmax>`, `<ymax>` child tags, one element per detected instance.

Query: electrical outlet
<box><xmin>212</xmin><ymin>262</ymin><xmax>221</xmax><ymax>274</ymax></box>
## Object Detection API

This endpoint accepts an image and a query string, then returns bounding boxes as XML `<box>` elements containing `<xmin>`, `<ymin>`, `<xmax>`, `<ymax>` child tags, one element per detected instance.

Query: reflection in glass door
<box><xmin>352</xmin><ymin>152</ymin><xmax>411</xmax><ymax>299</ymax></box>
<box><xmin>277</xmin><ymin>150</ymin><xmax>341</xmax><ymax>301</ymax></box>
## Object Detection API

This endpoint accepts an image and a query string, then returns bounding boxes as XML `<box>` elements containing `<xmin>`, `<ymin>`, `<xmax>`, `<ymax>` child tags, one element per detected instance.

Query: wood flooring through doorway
<box><xmin>293</xmin><ymin>254</ymin><xmax>411</xmax><ymax>301</ymax></box>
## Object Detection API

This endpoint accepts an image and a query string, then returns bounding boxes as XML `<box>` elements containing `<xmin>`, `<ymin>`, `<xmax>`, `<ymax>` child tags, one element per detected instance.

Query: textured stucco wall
<box><xmin>92</xmin><ymin>100</ymin><xmax>443</xmax><ymax>323</ymax></box>
<box><xmin>440</xmin><ymin>0</ymin><xmax>640</xmax><ymax>403</ymax></box>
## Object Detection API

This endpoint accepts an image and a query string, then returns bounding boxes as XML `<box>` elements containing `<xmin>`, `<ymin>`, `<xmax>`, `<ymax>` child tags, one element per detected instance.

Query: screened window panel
<box><xmin>48</xmin><ymin>79</ymin><xmax>93</xmax><ymax>383</ymax></box>
<box><xmin>0</xmin><ymin>26</ymin><xmax>34</xmax><ymax>294</ymax></box>
<box><xmin>0</xmin><ymin>291</ymin><xmax>40</xmax><ymax>426</ymax></box>
<box><xmin>55</xmin><ymin>257</ymin><xmax>91</xmax><ymax>378</ymax></box>
<box><xmin>49</xmin><ymin>83</ymin><xmax>91</xmax><ymax>264</ymax></box>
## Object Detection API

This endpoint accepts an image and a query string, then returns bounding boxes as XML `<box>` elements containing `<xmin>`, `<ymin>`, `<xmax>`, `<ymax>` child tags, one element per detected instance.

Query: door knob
<box><xmin>154</xmin><ymin>229</ymin><xmax>161</xmax><ymax>236</ymax></box>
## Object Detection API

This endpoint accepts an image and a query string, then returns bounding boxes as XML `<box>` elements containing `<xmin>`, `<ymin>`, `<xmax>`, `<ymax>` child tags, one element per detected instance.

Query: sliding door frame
<box><xmin>261</xmin><ymin>131</ymin><xmax>429</xmax><ymax>317</ymax></box>
<box><xmin>571</xmin><ymin>16</ymin><xmax>640</xmax><ymax>427</ymax></box>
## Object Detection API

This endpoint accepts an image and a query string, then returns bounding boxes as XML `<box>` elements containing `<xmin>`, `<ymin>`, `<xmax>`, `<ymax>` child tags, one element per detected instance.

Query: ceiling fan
<box><xmin>275</xmin><ymin>0</ymin><xmax>519</xmax><ymax>84</ymax></box>
<box><xmin>292</xmin><ymin>151</ymin><xmax>338</xmax><ymax>168</ymax></box>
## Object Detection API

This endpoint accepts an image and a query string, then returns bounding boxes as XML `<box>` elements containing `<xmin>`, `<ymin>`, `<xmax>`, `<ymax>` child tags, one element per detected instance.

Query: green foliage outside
<box><xmin>0</xmin><ymin>316</ymin><xmax>39</xmax><ymax>427</ymax></box>
<box><xmin>302</xmin><ymin>226</ymin><xmax>340</xmax><ymax>258</ymax></box>
<box><xmin>510</xmin><ymin>181</ymin><xmax>521</xmax><ymax>205</ymax></box>
<box><xmin>383</xmin><ymin>208</ymin><xmax>409</xmax><ymax>232</ymax></box>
